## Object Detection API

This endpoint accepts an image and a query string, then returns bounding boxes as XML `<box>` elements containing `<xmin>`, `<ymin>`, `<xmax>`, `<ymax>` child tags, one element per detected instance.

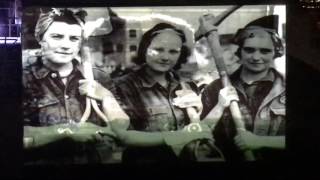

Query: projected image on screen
<box><xmin>22</xmin><ymin>5</ymin><xmax>286</xmax><ymax>164</ymax></box>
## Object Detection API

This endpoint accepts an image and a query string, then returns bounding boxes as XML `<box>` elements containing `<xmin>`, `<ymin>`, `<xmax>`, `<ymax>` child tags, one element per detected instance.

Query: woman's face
<box><xmin>145</xmin><ymin>31</ymin><xmax>182</xmax><ymax>73</ymax></box>
<box><xmin>240</xmin><ymin>31</ymin><xmax>275</xmax><ymax>74</ymax></box>
<box><xmin>40</xmin><ymin>21</ymin><xmax>82</xmax><ymax>65</ymax></box>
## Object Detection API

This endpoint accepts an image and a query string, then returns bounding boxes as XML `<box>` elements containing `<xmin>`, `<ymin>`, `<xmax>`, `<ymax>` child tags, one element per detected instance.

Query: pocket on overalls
<box><xmin>269</xmin><ymin>96</ymin><xmax>285</xmax><ymax>135</ymax></box>
<box><xmin>270</xmin><ymin>96</ymin><xmax>285</xmax><ymax>116</ymax></box>
<box><xmin>147</xmin><ymin>106</ymin><xmax>171</xmax><ymax>131</ymax></box>
<box><xmin>37</xmin><ymin>96</ymin><xmax>61</xmax><ymax>125</ymax></box>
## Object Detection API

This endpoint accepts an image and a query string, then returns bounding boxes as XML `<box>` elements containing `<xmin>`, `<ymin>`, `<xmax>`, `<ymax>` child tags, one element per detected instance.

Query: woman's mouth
<box><xmin>55</xmin><ymin>51</ymin><xmax>72</xmax><ymax>55</ymax></box>
<box><xmin>249</xmin><ymin>62</ymin><xmax>264</xmax><ymax>65</ymax></box>
<box><xmin>158</xmin><ymin>62</ymin><xmax>171</xmax><ymax>66</ymax></box>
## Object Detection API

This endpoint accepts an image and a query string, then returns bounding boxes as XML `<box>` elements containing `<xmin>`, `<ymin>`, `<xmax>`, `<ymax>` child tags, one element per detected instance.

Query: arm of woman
<box><xmin>112</xmin><ymin>128</ymin><xmax>166</xmax><ymax>147</ymax></box>
<box><xmin>201</xmin><ymin>86</ymin><xmax>239</xmax><ymax>129</ymax></box>
<box><xmin>23</xmin><ymin>125</ymin><xmax>69</xmax><ymax>149</ymax></box>
<box><xmin>258</xmin><ymin>135</ymin><xmax>285</xmax><ymax>149</ymax></box>
<box><xmin>110</xmin><ymin>122</ymin><xmax>212</xmax><ymax>149</ymax></box>
<box><xmin>201</xmin><ymin>101</ymin><xmax>226</xmax><ymax>129</ymax></box>
<box><xmin>234</xmin><ymin>131</ymin><xmax>285</xmax><ymax>150</ymax></box>
<box><xmin>23</xmin><ymin>123</ymin><xmax>108</xmax><ymax>149</ymax></box>
<box><xmin>101</xmin><ymin>97</ymin><xmax>166</xmax><ymax>147</ymax></box>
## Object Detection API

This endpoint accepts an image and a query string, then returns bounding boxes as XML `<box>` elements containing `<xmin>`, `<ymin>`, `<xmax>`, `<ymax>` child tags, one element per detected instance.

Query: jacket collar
<box><xmin>136</xmin><ymin>65</ymin><xmax>180</xmax><ymax>89</ymax></box>
<box><xmin>231</xmin><ymin>66</ymin><xmax>285</xmax><ymax>115</ymax></box>
<box><xmin>31</xmin><ymin>57</ymin><xmax>82</xmax><ymax>79</ymax></box>
<box><xmin>240</xmin><ymin>69</ymin><xmax>275</xmax><ymax>85</ymax></box>
<box><xmin>257</xmin><ymin>70</ymin><xmax>285</xmax><ymax>112</ymax></box>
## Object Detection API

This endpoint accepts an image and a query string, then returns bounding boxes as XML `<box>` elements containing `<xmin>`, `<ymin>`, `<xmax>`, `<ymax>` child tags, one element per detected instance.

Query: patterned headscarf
<box><xmin>34</xmin><ymin>8</ymin><xmax>87</xmax><ymax>42</ymax></box>
<box><xmin>233</xmin><ymin>15</ymin><xmax>284</xmax><ymax>58</ymax></box>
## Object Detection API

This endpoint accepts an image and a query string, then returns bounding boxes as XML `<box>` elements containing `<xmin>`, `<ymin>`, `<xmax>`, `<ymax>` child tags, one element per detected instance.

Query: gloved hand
<box><xmin>173</xmin><ymin>89</ymin><xmax>203</xmax><ymax>113</ymax></box>
<box><xmin>83</xmin><ymin>17</ymin><xmax>110</xmax><ymax>38</ymax></box>
<box><xmin>218</xmin><ymin>86</ymin><xmax>239</xmax><ymax>108</ymax></box>
<box><xmin>78</xmin><ymin>79</ymin><xmax>115</xmax><ymax>101</ymax></box>
<box><xmin>162</xmin><ymin>122</ymin><xmax>213</xmax><ymax>156</ymax></box>
<box><xmin>195</xmin><ymin>14</ymin><xmax>219</xmax><ymax>40</ymax></box>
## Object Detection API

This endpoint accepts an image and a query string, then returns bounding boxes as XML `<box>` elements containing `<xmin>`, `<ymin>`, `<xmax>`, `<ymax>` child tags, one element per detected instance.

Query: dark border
<box><xmin>3</xmin><ymin>0</ymin><xmax>320</xmax><ymax>179</ymax></box>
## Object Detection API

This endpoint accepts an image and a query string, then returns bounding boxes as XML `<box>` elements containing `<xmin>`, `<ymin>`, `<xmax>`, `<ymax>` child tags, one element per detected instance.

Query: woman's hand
<box><xmin>173</xmin><ymin>89</ymin><xmax>203</xmax><ymax>113</ymax></box>
<box><xmin>102</xmin><ymin>96</ymin><xmax>130</xmax><ymax>130</ymax></box>
<box><xmin>195</xmin><ymin>14</ymin><xmax>219</xmax><ymax>40</ymax></box>
<box><xmin>234</xmin><ymin>130</ymin><xmax>263</xmax><ymax>150</ymax></box>
<box><xmin>218</xmin><ymin>86</ymin><xmax>239</xmax><ymax>108</ymax></box>
<box><xmin>79</xmin><ymin>79</ymin><xmax>114</xmax><ymax>101</ymax></box>
<box><xmin>234</xmin><ymin>130</ymin><xmax>285</xmax><ymax>150</ymax></box>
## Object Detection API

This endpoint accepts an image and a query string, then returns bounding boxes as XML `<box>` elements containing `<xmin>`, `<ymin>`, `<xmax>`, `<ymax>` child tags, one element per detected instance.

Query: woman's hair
<box><xmin>233</xmin><ymin>27</ymin><xmax>284</xmax><ymax>59</ymax></box>
<box><xmin>133</xmin><ymin>23</ymin><xmax>191</xmax><ymax>70</ymax></box>
<box><xmin>34</xmin><ymin>8</ymin><xmax>86</xmax><ymax>42</ymax></box>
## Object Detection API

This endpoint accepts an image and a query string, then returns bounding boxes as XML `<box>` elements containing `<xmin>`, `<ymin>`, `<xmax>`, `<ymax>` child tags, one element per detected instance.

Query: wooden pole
<box><xmin>198</xmin><ymin>6</ymin><xmax>255</xmax><ymax>161</ymax></box>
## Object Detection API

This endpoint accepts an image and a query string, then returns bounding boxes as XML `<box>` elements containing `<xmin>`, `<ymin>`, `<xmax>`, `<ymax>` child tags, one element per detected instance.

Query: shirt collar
<box><xmin>137</xmin><ymin>65</ymin><xmax>180</xmax><ymax>88</ymax></box>
<box><xmin>32</xmin><ymin>58</ymin><xmax>80</xmax><ymax>79</ymax></box>
<box><xmin>237</xmin><ymin>67</ymin><xmax>275</xmax><ymax>85</ymax></box>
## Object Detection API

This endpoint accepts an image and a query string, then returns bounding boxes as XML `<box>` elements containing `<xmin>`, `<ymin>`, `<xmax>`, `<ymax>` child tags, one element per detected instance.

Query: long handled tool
<box><xmin>77</xmin><ymin>9</ymin><xmax>113</xmax><ymax>125</ymax></box>
<box><xmin>197</xmin><ymin>6</ymin><xmax>255</xmax><ymax>161</ymax></box>
<box><xmin>79</xmin><ymin>45</ymin><xmax>110</xmax><ymax>124</ymax></box>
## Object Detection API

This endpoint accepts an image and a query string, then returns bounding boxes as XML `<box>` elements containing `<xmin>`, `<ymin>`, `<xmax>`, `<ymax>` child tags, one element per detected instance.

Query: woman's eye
<box><xmin>153</xmin><ymin>48</ymin><xmax>164</xmax><ymax>53</ymax></box>
<box><xmin>70</xmin><ymin>36</ymin><xmax>81</xmax><ymax>42</ymax></box>
<box><xmin>50</xmin><ymin>34</ymin><xmax>63</xmax><ymax>40</ymax></box>
<box><xmin>169</xmin><ymin>49</ymin><xmax>181</xmax><ymax>54</ymax></box>
<box><xmin>260</xmin><ymin>48</ymin><xmax>273</xmax><ymax>54</ymax></box>
<box><xmin>242</xmin><ymin>47</ymin><xmax>255</xmax><ymax>53</ymax></box>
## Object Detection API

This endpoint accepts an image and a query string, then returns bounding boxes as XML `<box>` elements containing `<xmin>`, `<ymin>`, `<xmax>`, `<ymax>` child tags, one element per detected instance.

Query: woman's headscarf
<box><xmin>34</xmin><ymin>8</ymin><xmax>87</xmax><ymax>42</ymax></box>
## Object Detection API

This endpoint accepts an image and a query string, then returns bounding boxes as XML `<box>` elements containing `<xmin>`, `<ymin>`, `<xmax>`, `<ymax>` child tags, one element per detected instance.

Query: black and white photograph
<box><xmin>1</xmin><ymin>0</ymin><xmax>320</xmax><ymax>179</ymax></box>
<box><xmin>21</xmin><ymin>5</ymin><xmax>286</xmax><ymax>165</ymax></box>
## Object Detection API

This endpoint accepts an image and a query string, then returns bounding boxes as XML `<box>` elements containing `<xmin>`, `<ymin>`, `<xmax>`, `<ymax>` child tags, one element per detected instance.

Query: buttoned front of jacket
<box><xmin>242</xmin><ymin>73</ymin><xmax>285</xmax><ymax>136</ymax></box>
<box><xmin>253</xmin><ymin>77</ymin><xmax>285</xmax><ymax>136</ymax></box>
<box><xmin>201</xmin><ymin>68</ymin><xmax>286</xmax><ymax>136</ymax></box>
<box><xmin>114</xmin><ymin>66</ymin><xmax>198</xmax><ymax>132</ymax></box>
<box><xmin>23</xmin><ymin>58</ymin><xmax>114</xmax><ymax>127</ymax></box>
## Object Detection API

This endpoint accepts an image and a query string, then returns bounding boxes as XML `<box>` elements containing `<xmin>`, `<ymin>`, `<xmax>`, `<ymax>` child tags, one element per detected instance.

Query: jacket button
<box><xmin>51</xmin><ymin>73</ymin><xmax>57</xmax><ymax>78</ymax></box>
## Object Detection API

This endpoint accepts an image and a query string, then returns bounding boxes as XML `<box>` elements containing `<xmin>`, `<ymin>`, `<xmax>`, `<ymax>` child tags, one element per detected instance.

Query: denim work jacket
<box><xmin>23</xmin><ymin>58</ymin><xmax>115</xmax><ymax>126</ymax></box>
<box><xmin>114</xmin><ymin>66</ymin><xmax>199</xmax><ymax>132</ymax></box>
<box><xmin>200</xmin><ymin>67</ymin><xmax>285</xmax><ymax>160</ymax></box>
<box><xmin>201</xmin><ymin>67</ymin><xmax>285</xmax><ymax>136</ymax></box>
<box><xmin>22</xmin><ymin>58</ymin><xmax>119</xmax><ymax>164</ymax></box>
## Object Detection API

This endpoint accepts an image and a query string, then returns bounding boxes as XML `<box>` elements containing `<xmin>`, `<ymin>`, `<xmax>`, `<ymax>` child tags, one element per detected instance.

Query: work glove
<box><xmin>79</xmin><ymin>79</ymin><xmax>115</xmax><ymax>101</ymax></box>
<box><xmin>218</xmin><ymin>86</ymin><xmax>239</xmax><ymax>108</ymax></box>
<box><xmin>195</xmin><ymin>13</ymin><xmax>219</xmax><ymax>40</ymax></box>
<box><xmin>173</xmin><ymin>89</ymin><xmax>203</xmax><ymax>113</ymax></box>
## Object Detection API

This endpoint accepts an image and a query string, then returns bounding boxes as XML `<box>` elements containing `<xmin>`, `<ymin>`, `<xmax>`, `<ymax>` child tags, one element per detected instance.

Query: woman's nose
<box><xmin>60</xmin><ymin>38</ymin><xmax>73</xmax><ymax>49</ymax></box>
<box><xmin>252</xmin><ymin>51</ymin><xmax>262</xmax><ymax>61</ymax></box>
<box><xmin>160</xmin><ymin>52</ymin><xmax>170</xmax><ymax>61</ymax></box>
